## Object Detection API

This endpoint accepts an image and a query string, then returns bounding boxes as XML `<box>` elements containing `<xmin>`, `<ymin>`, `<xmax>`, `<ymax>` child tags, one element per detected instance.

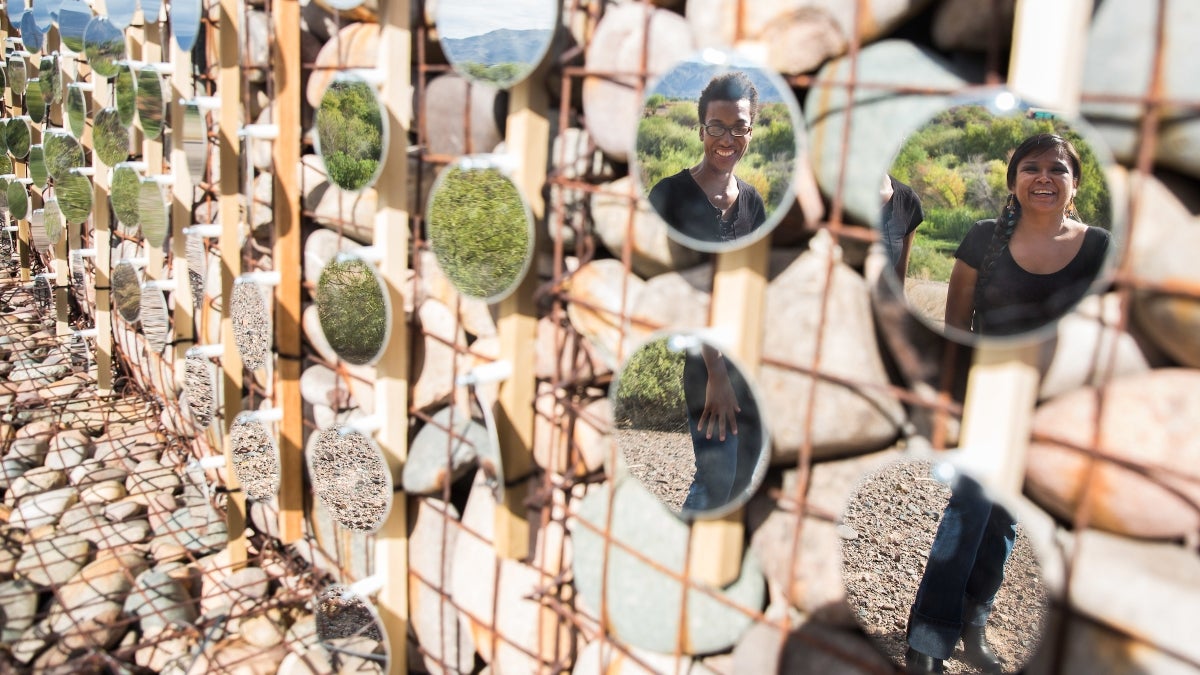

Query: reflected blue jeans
<box><xmin>680</xmin><ymin>412</ymin><xmax>737</xmax><ymax>512</ymax></box>
<box><xmin>908</xmin><ymin>475</ymin><xmax>1017</xmax><ymax>660</ymax></box>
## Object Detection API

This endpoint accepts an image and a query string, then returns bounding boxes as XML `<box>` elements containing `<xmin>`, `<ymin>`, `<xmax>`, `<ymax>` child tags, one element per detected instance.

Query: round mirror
<box><xmin>33</xmin><ymin>2</ymin><xmax>57</xmax><ymax>39</ymax></box>
<box><xmin>426</xmin><ymin>157</ymin><xmax>534</xmax><ymax>302</ymax></box>
<box><xmin>230</xmin><ymin>411</ymin><xmax>281</xmax><ymax>500</ymax></box>
<box><xmin>315</xmin><ymin>252</ymin><xmax>390</xmax><ymax>366</ymax></box>
<box><xmin>66</xmin><ymin>84</ymin><xmax>88</xmax><ymax>138</ymax></box>
<box><xmin>186</xmin><ymin>232</ymin><xmax>205</xmax><ymax>310</ymax></box>
<box><xmin>38</xmin><ymin>54</ymin><xmax>61</xmax><ymax>106</ymax></box>
<box><xmin>183</xmin><ymin>347</ymin><xmax>216</xmax><ymax>429</ymax></box>
<box><xmin>115</xmin><ymin>62</ymin><xmax>136</xmax><ymax>127</ymax></box>
<box><xmin>20</xmin><ymin>12</ymin><xmax>45</xmax><ymax>53</ymax></box>
<box><xmin>6</xmin><ymin>0</ymin><xmax>27</xmax><ymax>28</ymax></box>
<box><xmin>5</xmin><ymin>116</ymin><xmax>31</xmax><ymax>159</ymax></box>
<box><xmin>841</xmin><ymin>459</ymin><xmax>1049</xmax><ymax>674</ymax></box>
<box><xmin>136</xmin><ymin>65</ymin><xmax>165</xmax><ymax>140</ymax></box>
<box><xmin>0</xmin><ymin>154</ymin><xmax>11</xmax><ymax>177</ymax></box>
<box><xmin>140</xmin><ymin>281</ymin><xmax>170</xmax><ymax>352</ymax></box>
<box><xmin>635</xmin><ymin>49</ymin><xmax>804</xmax><ymax>253</ymax></box>
<box><xmin>44</xmin><ymin>198</ymin><xmax>63</xmax><ymax>245</ymax></box>
<box><xmin>58</xmin><ymin>0</ymin><xmax>92</xmax><ymax>53</ymax></box>
<box><xmin>94</xmin><ymin>107</ymin><xmax>130</xmax><ymax>166</ymax></box>
<box><xmin>7</xmin><ymin>56</ymin><xmax>27</xmax><ymax>96</ymax></box>
<box><xmin>139</xmin><ymin>177</ymin><xmax>169</xmax><ymax>248</ymax></box>
<box><xmin>111</xmin><ymin>163</ymin><xmax>141</xmax><ymax>229</ymax></box>
<box><xmin>306</xmin><ymin>424</ymin><xmax>394</xmax><ymax>533</ymax></box>
<box><xmin>313</xmin><ymin>584</ymin><xmax>389</xmax><ymax>672</ymax></box>
<box><xmin>6</xmin><ymin>180</ymin><xmax>29</xmax><ymax>220</ymax></box>
<box><xmin>0</xmin><ymin>121</ymin><xmax>7</xmax><ymax>156</ymax></box>
<box><xmin>170</xmin><ymin>0</ymin><xmax>203</xmax><ymax>53</ymax></box>
<box><xmin>231</xmin><ymin>277</ymin><xmax>271</xmax><ymax>370</ymax></box>
<box><xmin>58</xmin><ymin>169</ymin><xmax>93</xmax><ymax>224</ymax></box>
<box><xmin>107</xmin><ymin>0</ymin><xmax>137</xmax><ymax>30</ymax></box>
<box><xmin>111</xmin><ymin>259</ymin><xmax>142</xmax><ymax>323</ymax></box>
<box><xmin>29</xmin><ymin>209</ymin><xmax>49</xmax><ymax>252</ymax></box>
<box><xmin>83</xmin><ymin>17</ymin><xmax>125</xmax><ymax>79</ymax></box>
<box><xmin>611</xmin><ymin>332</ymin><xmax>768</xmax><ymax>519</ymax></box>
<box><xmin>44</xmin><ymin>130</ymin><xmax>85</xmax><ymax>181</ymax></box>
<box><xmin>436</xmin><ymin>0</ymin><xmax>557</xmax><ymax>89</ymax></box>
<box><xmin>314</xmin><ymin>72</ymin><xmax>386</xmax><ymax>192</ymax></box>
<box><xmin>0</xmin><ymin>176</ymin><xmax>10</xmax><ymax>213</ymax></box>
<box><xmin>28</xmin><ymin>144</ymin><xmax>47</xmax><ymax>188</ymax></box>
<box><xmin>881</xmin><ymin>97</ymin><xmax>1117</xmax><ymax>342</ymax></box>
<box><xmin>26</xmin><ymin>78</ymin><xmax>46</xmax><ymax>123</ymax></box>
<box><xmin>142</xmin><ymin>0</ymin><xmax>163</xmax><ymax>23</ymax></box>
<box><xmin>181</xmin><ymin>102</ymin><xmax>207</xmax><ymax>179</ymax></box>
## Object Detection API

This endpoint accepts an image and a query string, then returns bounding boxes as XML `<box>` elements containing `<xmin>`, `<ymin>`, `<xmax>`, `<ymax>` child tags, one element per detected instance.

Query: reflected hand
<box><xmin>698</xmin><ymin>370</ymin><xmax>740</xmax><ymax>441</ymax></box>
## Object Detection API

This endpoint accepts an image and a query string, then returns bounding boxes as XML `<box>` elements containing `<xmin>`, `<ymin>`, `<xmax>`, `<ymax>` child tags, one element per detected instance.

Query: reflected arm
<box><xmin>945</xmin><ymin>259</ymin><xmax>978</xmax><ymax>332</ymax></box>
<box><xmin>698</xmin><ymin>344</ymin><xmax>740</xmax><ymax>441</ymax></box>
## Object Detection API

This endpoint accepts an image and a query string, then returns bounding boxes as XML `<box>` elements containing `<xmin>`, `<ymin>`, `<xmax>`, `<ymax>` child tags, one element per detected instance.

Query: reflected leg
<box><xmin>681</xmin><ymin>413</ymin><xmax>737</xmax><ymax>512</ymax></box>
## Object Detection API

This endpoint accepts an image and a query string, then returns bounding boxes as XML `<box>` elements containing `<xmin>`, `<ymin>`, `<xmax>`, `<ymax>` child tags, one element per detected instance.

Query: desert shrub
<box><xmin>613</xmin><ymin>337</ymin><xmax>686</xmax><ymax>431</ymax></box>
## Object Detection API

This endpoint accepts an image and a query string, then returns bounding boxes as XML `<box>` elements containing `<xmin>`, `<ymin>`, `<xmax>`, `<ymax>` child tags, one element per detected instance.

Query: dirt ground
<box><xmin>840</xmin><ymin>460</ymin><xmax>1048</xmax><ymax>674</ymax></box>
<box><xmin>616</xmin><ymin>427</ymin><xmax>695</xmax><ymax>512</ymax></box>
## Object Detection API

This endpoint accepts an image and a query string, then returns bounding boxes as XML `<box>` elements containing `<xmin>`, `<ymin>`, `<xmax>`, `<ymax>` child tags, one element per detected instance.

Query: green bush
<box><xmin>907</xmin><ymin>233</ymin><xmax>957</xmax><ymax>282</ymax></box>
<box><xmin>613</xmin><ymin>337</ymin><xmax>686</xmax><ymax>431</ymax></box>
<box><xmin>316</xmin><ymin>256</ymin><xmax>388</xmax><ymax>365</ymax></box>
<box><xmin>460</xmin><ymin>61</ymin><xmax>528</xmax><ymax>87</ymax></box>
<box><xmin>316</xmin><ymin>79</ymin><xmax>383</xmax><ymax>191</ymax></box>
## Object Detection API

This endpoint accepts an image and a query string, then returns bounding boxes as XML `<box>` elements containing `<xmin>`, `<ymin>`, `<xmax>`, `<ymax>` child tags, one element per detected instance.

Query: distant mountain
<box><xmin>441</xmin><ymin>28</ymin><xmax>554</xmax><ymax>66</ymax></box>
<box><xmin>647</xmin><ymin>61</ymin><xmax>786</xmax><ymax>103</ymax></box>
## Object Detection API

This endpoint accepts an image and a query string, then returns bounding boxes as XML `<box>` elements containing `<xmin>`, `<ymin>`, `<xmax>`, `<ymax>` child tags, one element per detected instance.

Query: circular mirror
<box><xmin>231</xmin><ymin>277</ymin><xmax>271</xmax><ymax>370</ymax></box>
<box><xmin>107</xmin><ymin>0</ymin><xmax>137</xmax><ymax>30</ymax></box>
<box><xmin>0</xmin><ymin>176</ymin><xmax>10</xmax><ymax>213</ymax></box>
<box><xmin>6</xmin><ymin>180</ymin><xmax>29</xmax><ymax>220</ymax></box>
<box><xmin>44</xmin><ymin>198</ymin><xmax>63</xmax><ymax>245</ymax></box>
<box><xmin>841</xmin><ymin>459</ymin><xmax>1049</xmax><ymax>674</ymax></box>
<box><xmin>83</xmin><ymin>17</ymin><xmax>125</xmax><ymax>79</ymax></box>
<box><xmin>94</xmin><ymin>107</ymin><xmax>130</xmax><ymax>166</ymax></box>
<box><xmin>38</xmin><ymin>54</ymin><xmax>61</xmax><ymax>106</ymax></box>
<box><xmin>183</xmin><ymin>347</ymin><xmax>216</xmax><ymax>429</ymax></box>
<box><xmin>611</xmin><ymin>332</ymin><xmax>768</xmax><ymax>519</ymax></box>
<box><xmin>181</xmin><ymin>102</ymin><xmax>207</xmax><ymax>179</ymax></box>
<box><xmin>29</xmin><ymin>210</ymin><xmax>49</xmax><ymax>252</ymax></box>
<box><xmin>0</xmin><ymin>154</ymin><xmax>11</xmax><ymax>177</ymax></box>
<box><xmin>0</xmin><ymin>120</ymin><xmax>7</xmax><ymax>156</ymax></box>
<box><xmin>142</xmin><ymin>0</ymin><xmax>163</xmax><ymax>23</ymax></box>
<box><xmin>66</xmin><ymin>84</ymin><xmax>88</xmax><ymax>138</ymax></box>
<box><xmin>313</xmin><ymin>584</ymin><xmax>389</xmax><ymax>672</ymax></box>
<box><xmin>58</xmin><ymin>0</ymin><xmax>92</xmax><ymax>53</ymax></box>
<box><xmin>58</xmin><ymin>169</ymin><xmax>93</xmax><ymax>223</ymax></box>
<box><xmin>315</xmin><ymin>252</ymin><xmax>390</xmax><ymax>366</ymax></box>
<box><xmin>26</xmin><ymin>78</ymin><xmax>46</xmax><ymax>124</ymax></box>
<box><xmin>314</xmin><ymin>72</ymin><xmax>386</xmax><ymax>192</ymax></box>
<box><xmin>306</xmin><ymin>424</ymin><xmax>393</xmax><ymax>533</ymax></box>
<box><xmin>230</xmin><ymin>412</ymin><xmax>281</xmax><ymax>500</ymax></box>
<box><xmin>7</xmin><ymin>56</ymin><xmax>27</xmax><ymax>96</ymax></box>
<box><xmin>139</xmin><ymin>177</ymin><xmax>169</xmax><ymax>247</ymax></box>
<box><xmin>880</xmin><ymin>96</ymin><xmax>1117</xmax><ymax>342</ymax></box>
<box><xmin>111</xmin><ymin>259</ymin><xmax>141</xmax><ymax>322</ymax></box>
<box><xmin>140</xmin><ymin>281</ymin><xmax>170</xmax><ymax>352</ymax></box>
<box><xmin>5</xmin><ymin>116</ymin><xmax>31</xmax><ymax>159</ymax></box>
<box><xmin>426</xmin><ymin>157</ymin><xmax>534</xmax><ymax>302</ymax></box>
<box><xmin>136</xmin><ymin>65</ymin><xmax>165</xmax><ymax>140</ymax></box>
<box><xmin>6</xmin><ymin>0</ymin><xmax>27</xmax><ymax>28</ymax></box>
<box><xmin>186</xmin><ymin>232</ymin><xmax>205</xmax><ymax>310</ymax></box>
<box><xmin>635</xmin><ymin>49</ymin><xmax>804</xmax><ymax>253</ymax></box>
<box><xmin>32</xmin><ymin>1</ymin><xmax>56</xmax><ymax>36</ymax></box>
<box><xmin>111</xmin><ymin>163</ymin><xmax>141</xmax><ymax>229</ymax></box>
<box><xmin>115</xmin><ymin>62</ymin><xmax>136</xmax><ymax>127</ymax></box>
<box><xmin>170</xmin><ymin>0</ymin><xmax>203</xmax><ymax>54</ymax></box>
<box><xmin>28</xmin><ymin>144</ymin><xmax>47</xmax><ymax>188</ymax></box>
<box><xmin>44</xmin><ymin>130</ymin><xmax>85</xmax><ymax>181</ymax></box>
<box><xmin>436</xmin><ymin>0</ymin><xmax>557</xmax><ymax>89</ymax></box>
<box><xmin>20</xmin><ymin>13</ymin><xmax>45</xmax><ymax>54</ymax></box>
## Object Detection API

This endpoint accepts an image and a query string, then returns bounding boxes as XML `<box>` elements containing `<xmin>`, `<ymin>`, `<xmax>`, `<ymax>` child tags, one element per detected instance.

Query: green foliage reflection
<box><xmin>613</xmin><ymin>336</ymin><xmax>686</xmax><ymax>431</ymax></box>
<box><xmin>316</xmin><ymin>256</ymin><xmax>388</xmax><ymax>365</ymax></box>
<box><xmin>315</xmin><ymin>79</ymin><xmax>383</xmax><ymax>191</ymax></box>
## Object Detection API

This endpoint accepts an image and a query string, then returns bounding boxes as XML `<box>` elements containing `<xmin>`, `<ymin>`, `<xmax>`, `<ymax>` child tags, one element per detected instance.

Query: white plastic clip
<box><xmin>73</xmin><ymin>167</ymin><xmax>96</xmax><ymax>176</ymax></box>
<box><xmin>456</xmin><ymin>359</ymin><xmax>512</xmax><ymax>387</ymax></box>
<box><xmin>243</xmin><ymin>407</ymin><xmax>283</xmax><ymax>423</ymax></box>
<box><xmin>150</xmin><ymin>174</ymin><xmax>176</xmax><ymax>187</ymax></box>
<box><xmin>182</xmin><ymin>95</ymin><xmax>222</xmax><ymax>111</ymax></box>
<box><xmin>238</xmin><ymin>124</ymin><xmax>279</xmax><ymax>140</ymax></box>
<box><xmin>196</xmin><ymin>455</ymin><xmax>227</xmax><ymax>470</ymax></box>
<box><xmin>3</xmin><ymin>225</ymin><xmax>18</xmax><ymax>233</ymax></box>
<box><xmin>345</xmin><ymin>575</ymin><xmax>385</xmax><ymax>599</ymax></box>
<box><xmin>73</xmin><ymin>328</ymin><xmax>99</xmax><ymax>339</ymax></box>
<box><xmin>184</xmin><ymin>224</ymin><xmax>222</xmax><ymax>238</ymax></box>
<box><xmin>188</xmin><ymin>343</ymin><xmax>225</xmax><ymax>358</ymax></box>
<box><xmin>71</xmin><ymin>82</ymin><xmax>94</xmax><ymax>92</ymax></box>
<box><xmin>149</xmin><ymin>62</ymin><xmax>175</xmax><ymax>75</ymax></box>
<box><xmin>118</xmin><ymin>161</ymin><xmax>149</xmax><ymax>172</ymax></box>
<box><xmin>339</xmin><ymin>415</ymin><xmax>382</xmax><ymax>436</ymax></box>
<box><xmin>74</xmin><ymin>248</ymin><xmax>98</xmax><ymax>258</ymax></box>
<box><xmin>143</xmin><ymin>278</ymin><xmax>177</xmax><ymax>292</ymax></box>
<box><xmin>240</xmin><ymin>270</ymin><xmax>281</xmax><ymax>286</ymax></box>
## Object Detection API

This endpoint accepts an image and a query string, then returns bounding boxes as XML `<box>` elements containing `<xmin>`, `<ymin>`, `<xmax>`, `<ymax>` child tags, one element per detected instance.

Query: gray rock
<box><xmin>80</xmin><ymin>479</ymin><xmax>128</xmax><ymax>504</ymax></box>
<box><xmin>126</xmin><ymin>459</ymin><xmax>182</xmax><ymax>500</ymax></box>
<box><xmin>125</xmin><ymin>569</ymin><xmax>197</xmax><ymax>631</ymax></box>
<box><xmin>44</xmin><ymin>429</ymin><xmax>94</xmax><ymax>470</ymax></box>
<box><xmin>10</xmin><ymin>486</ymin><xmax>79</xmax><ymax>530</ymax></box>
<box><xmin>0</xmin><ymin>457</ymin><xmax>33</xmax><ymax>490</ymax></box>
<box><xmin>733</xmin><ymin>619</ymin><xmax>894</xmax><ymax>674</ymax></box>
<box><xmin>1038</xmin><ymin>294</ymin><xmax>1151</xmax><ymax>401</ymax></box>
<box><xmin>571</xmin><ymin>479</ymin><xmax>765</xmax><ymax>654</ymax></box>
<box><xmin>15</xmin><ymin>533</ymin><xmax>91</xmax><ymax>587</ymax></box>
<box><xmin>83</xmin><ymin>519</ymin><xmax>152</xmax><ymax>550</ymax></box>
<box><xmin>160</xmin><ymin>506</ymin><xmax>228</xmax><ymax>554</ymax></box>
<box><xmin>564</xmin><ymin>259</ymin><xmax>649</xmax><ymax>369</ymax></box>
<box><xmin>630</xmin><ymin>262</ymin><xmax>713</xmax><ymax>333</ymax></box>
<box><xmin>8</xmin><ymin>466</ymin><xmax>66</xmax><ymax>501</ymax></box>
<box><xmin>409</xmin><ymin>499</ymin><xmax>475</xmax><ymax>674</ymax></box>
<box><xmin>0</xmin><ymin>578</ymin><xmax>39</xmax><ymax>642</ymax></box>
<box><xmin>1130</xmin><ymin>216</ymin><xmax>1200</xmax><ymax>367</ymax></box>
<box><xmin>404</xmin><ymin>404</ymin><xmax>490</xmax><ymax>495</ymax></box>
<box><xmin>6</xmin><ymin>437</ymin><xmax>49</xmax><ymax>464</ymax></box>
<box><xmin>590</xmin><ymin>176</ymin><xmax>706</xmax><ymax>278</ymax></box>
<box><xmin>573</xmin><ymin>638</ymin><xmax>712</xmax><ymax>675</ymax></box>
<box><xmin>931</xmin><ymin>0</ymin><xmax>1015</xmax><ymax>51</ymax></box>
<box><xmin>104</xmin><ymin>497</ymin><xmax>148</xmax><ymax>523</ymax></box>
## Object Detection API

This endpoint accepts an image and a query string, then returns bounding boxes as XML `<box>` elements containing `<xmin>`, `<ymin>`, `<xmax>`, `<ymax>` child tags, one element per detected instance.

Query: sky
<box><xmin>436</xmin><ymin>0</ymin><xmax>557</xmax><ymax>39</ymax></box>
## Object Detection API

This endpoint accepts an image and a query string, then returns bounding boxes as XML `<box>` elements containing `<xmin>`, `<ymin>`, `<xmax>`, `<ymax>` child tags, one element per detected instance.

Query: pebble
<box><xmin>15</xmin><ymin>532</ymin><xmax>91</xmax><ymax>587</ymax></box>
<box><xmin>409</xmin><ymin>498</ymin><xmax>475</xmax><ymax>674</ymax></box>
<box><xmin>8</xmin><ymin>466</ymin><xmax>66</xmax><ymax>501</ymax></box>
<box><xmin>836</xmin><ymin>524</ymin><xmax>859</xmax><ymax>540</ymax></box>
<box><xmin>44</xmin><ymin>429</ymin><xmax>94</xmax><ymax>470</ymax></box>
<box><xmin>80</xmin><ymin>479</ymin><xmax>128</xmax><ymax>504</ymax></box>
<box><xmin>590</xmin><ymin>176</ymin><xmax>706</xmax><ymax>277</ymax></box>
<box><xmin>403</xmin><ymin>404</ymin><xmax>489</xmax><ymax>495</ymax></box>
<box><xmin>125</xmin><ymin>569</ymin><xmax>197</xmax><ymax>631</ymax></box>
<box><xmin>126</xmin><ymin>459</ymin><xmax>182</xmax><ymax>500</ymax></box>
<box><xmin>0</xmin><ymin>578</ymin><xmax>39</xmax><ymax>642</ymax></box>
<box><xmin>10</xmin><ymin>486</ymin><xmax>79</xmax><ymax>530</ymax></box>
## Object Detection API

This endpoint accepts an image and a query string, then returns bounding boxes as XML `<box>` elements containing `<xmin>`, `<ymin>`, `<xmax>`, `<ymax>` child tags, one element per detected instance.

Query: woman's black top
<box><xmin>648</xmin><ymin>169</ymin><xmax>766</xmax><ymax>244</ymax></box>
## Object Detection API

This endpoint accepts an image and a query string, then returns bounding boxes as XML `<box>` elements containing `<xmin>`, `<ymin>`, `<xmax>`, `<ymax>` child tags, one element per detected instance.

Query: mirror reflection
<box><xmin>111</xmin><ymin>259</ymin><xmax>142</xmax><ymax>323</ymax></box>
<box><xmin>115</xmin><ymin>62</ymin><xmax>136</xmax><ymax>127</ymax></box>
<box><xmin>20</xmin><ymin>12</ymin><xmax>45</xmax><ymax>53</ymax></box>
<box><xmin>6</xmin><ymin>180</ymin><xmax>29</xmax><ymax>220</ymax></box>
<box><xmin>883</xmin><ymin>103</ymin><xmax>1114</xmax><ymax>340</ymax></box>
<box><xmin>840</xmin><ymin>459</ymin><xmax>1048</xmax><ymax>674</ymax></box>
<box><xmin>139</xmin><ymin>178</ymin><xmax>169</xmax><ymax>247</ymax></box>
<box><xmin>58</xmin><ymin>0</ymin><xmax>92</xmax><ymax>53</ymax></box>
<box><xmin>33</xmin><ymin>4</ymin><xmax>56</xmax><ymax>39</ymax></box>
<box><xmin>5</xmin><ymin>0</ymin><xmax>26</xmax><ymax>27</ymax></box>
<box><xmin>57</xmin><ymin>169</ymin><xmax>93</xmax><ymax>224</ymax></box>
<box><xmin>29</xmin><ymin>210</ymin><xmax>48</xmax><ymax>252</ymax></box>
<box><xmin>111</xmin><ymin>163</ymin><xmax>141</xmax><ymax>229</ymax></box>
<box><xmin>436</xmin><ymin>0</ymin><xmax>557</xmax><ymax>89</ymax></box>
<box><xmin>5</xmin><ymin>116</ymin><xmax>30</xmax><ymax>159</ymax></box>
<box><xmin>83</xmin><ymin>17</ymin><xmax>125</xmax><ymax>79</ymax></box>
<box><xmin>66</xmin><ymin>84</ymin><xmax>88</xmax><ymax>138</ymax></box>
<box><xmin>231</xmin><ymin>277</ymin><xmax>271</xmax><ymax>370</ymax></box>
<box><xmin>136</xmin><ymin>66</ymin><xmax>165</xmax><ymax>140</ymax></box>
<box><xmin>314</xmin><ymin>73</ymin><xmax>386</xmax><ymax>192</ymax></box>
<box><xmin>181</xmin><ymin>102</ymin><xmax>207</xmax><ymax>179</ymax></box>
<box><xmin>142</xmin><ymin>0</ymin><xmax>164</xmax><ymax>23</ymax></box>
<box><xmin>106</xmin><ymin>0</ymin><xmax>137</xmax><ymax>30</ymax></box>
<box><xmin>171</xmin><ymin>0</ymin><xmax>203</xmax><ymax>53</ymax></box>
<box><xmin>26</xmin><ymin>78</ymin><xmax>46</xmax><ymax>123</ymax></box>
<box><xmin>230</xmin><ymin>412</ymin><xmax>281</xmax><ymax>500</ymax></box>
<box><xmin>636</xmin><ymin>51</ymin><xmax>802</xmax><ymax>252</ymax></box>
<box><xmin>140</xmin><ymin>281</ymin><xmax>170</xmax><ymax>352</ymax></box>
<box><xmin>44</xmin><ymin>130</ymin><xmax>85</xmax><ymax>181</ymax></box>
<box><xmin>94</xmin><ymin>106</ymin><xmax>130</xmax><ymax>166</ymax></box>
<box><xmin>0</xmin><ymin>176</ymin><xmax>9</xmax><ymax>213</ymax></box>
<box><xmin>426</xmin><ymin>158</ymin><xmax>533</xmax><ymax>302</ymax></box>
<box><xmin>38</xmin><ymin>54</ymin><xmax>61</xmax><ymax>106</ymax></box>
<box><xmin>307</xmin><ymin>425</ymin><xmax>393</xmax><ymax>534</ymax></box>
<box><xmin>8</xmin><ymin>56</ymin><xmax>27</xmax><ymax>96</ymax></box>
<box><xmin>44</xmin><ymin>199</ymin><xmax>63</xmax><ymax>245</ymax></box>
<box><xmin>313</xmin><ymin>584</ymin><xmax>389</xmax><ymax>672</ymax></box>
<box><xmin>315</xmin><ymin>252</ymin><xmax>390</xmax><ymax>366</ymax></box>
<box><xmin>183</xmin><ymin>347</ymin><xmax>215</xmax><ymax>429</ymax></box>
<box><xmin>611</xmin><ymin>333</ymin><xmax>767</xmax><ymax>519</ymax></box>
<box><xmin>28</xmin><ymin>144</ymin><xmax>47</xmax><ymax>188</ymax></box>
<box><xmin>185</xmin><ymin>233</ymin><xmax>205</xmax><ymax>310</ymax></box>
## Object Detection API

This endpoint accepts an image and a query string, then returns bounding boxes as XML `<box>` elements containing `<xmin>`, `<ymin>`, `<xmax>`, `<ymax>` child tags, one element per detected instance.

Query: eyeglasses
<box><xmin>703</xmin><ymin>122</ymin><xmax>752</xmax><ymax>138</ymax></box>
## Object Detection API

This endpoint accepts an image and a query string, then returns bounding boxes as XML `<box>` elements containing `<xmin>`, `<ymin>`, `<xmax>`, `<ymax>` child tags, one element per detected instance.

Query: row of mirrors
<box><xmin>8</xmin><ymin>0</ymin><xmax>202</xmax><ymax>56</ymax></box>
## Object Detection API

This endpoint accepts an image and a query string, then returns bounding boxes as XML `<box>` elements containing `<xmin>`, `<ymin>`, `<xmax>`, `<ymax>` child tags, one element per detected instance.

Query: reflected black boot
<box><xmin>960</xmin><ymin>622</ymin><xmax>1002</xmax><ymax>674</ymax></box>
<box><xmin>905</xmin><ymin>647</ymin><xmax>944</xmax><ymax>674</ymax></box>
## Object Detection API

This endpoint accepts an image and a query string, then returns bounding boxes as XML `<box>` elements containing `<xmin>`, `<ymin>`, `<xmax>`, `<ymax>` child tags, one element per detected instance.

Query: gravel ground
<box><xmin>616</xmin><ymin>426</ymin><xmax>695</xmax><ymax>512</ymax></box>
<box><xmin>183</xmin><ymin>354</ymin><xmax>214</xmax><ymax>428</ymax></box>
<box><xmin>308</xmin><ymin>426</ymin><xmax>392</xmax><ymax>532</ymax></box>
<box><xmin>840</xmin><ymin>460</ymin><xmax>1048</xmax><ymax>674</ymax></box>
<box><xmin>230</xmin><ymin>416</ymin><xmax>280</xmax><ymax>500</ymax></box>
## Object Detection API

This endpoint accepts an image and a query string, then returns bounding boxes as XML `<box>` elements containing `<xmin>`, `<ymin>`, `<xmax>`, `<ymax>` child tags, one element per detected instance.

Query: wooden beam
<box><xmin>169</xmin><ymin>19</ymin><xmax>196</xmax><ymax>386</ymax></box>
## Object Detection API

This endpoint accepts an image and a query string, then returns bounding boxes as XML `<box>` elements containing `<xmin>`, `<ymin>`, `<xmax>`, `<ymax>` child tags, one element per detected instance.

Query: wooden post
<box><xmin>218</xmin><ymin>0</ymin><xmax>247</xmax><ymax>566</ymax></box>
<box><xmin>169</xmin><ymin>20</ymin><xmax>196</xmax><ymax>383</ymax></box>
<box><xmin>87</xmin><ymin>27</ymin><xmax>114</xmax><ymax>395</ymax></box>
<box><xmin>271</xmin><ymin>0</ymin><xmax>304</xmax><ymax>545</ymax></box>
<box><xmin>958</xmin><ymin>0</ymin><xmax>1093</xmax><ymax>497</ymax></box>
<box><xmin>140</xmin><ymin>20</ymin><xmax>166</xmax><ymax>280</ymax></box>
<box><xmin>47</xmin><ymin>33</ymin><xmax>69</xmax><ymax>337</ymax></box>
<box><xmin>374</xmin><ymin>3</ymin><xmax>412</xmax><ymax>673</ymax></box>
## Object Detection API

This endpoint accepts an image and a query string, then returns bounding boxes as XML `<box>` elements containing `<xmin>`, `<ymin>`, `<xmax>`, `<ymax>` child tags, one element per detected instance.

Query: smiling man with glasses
<box><xmin>648</xmin><ymin>71</ymin><xmax>767</xmax><ymax>244</ymax></box>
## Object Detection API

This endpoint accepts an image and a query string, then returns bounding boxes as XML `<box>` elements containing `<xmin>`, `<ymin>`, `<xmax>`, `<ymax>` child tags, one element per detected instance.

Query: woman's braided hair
<box><xmin>971</xmin><ymin>133</ymin><xmax>1082</xmax><ymax>332</ymax></box>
